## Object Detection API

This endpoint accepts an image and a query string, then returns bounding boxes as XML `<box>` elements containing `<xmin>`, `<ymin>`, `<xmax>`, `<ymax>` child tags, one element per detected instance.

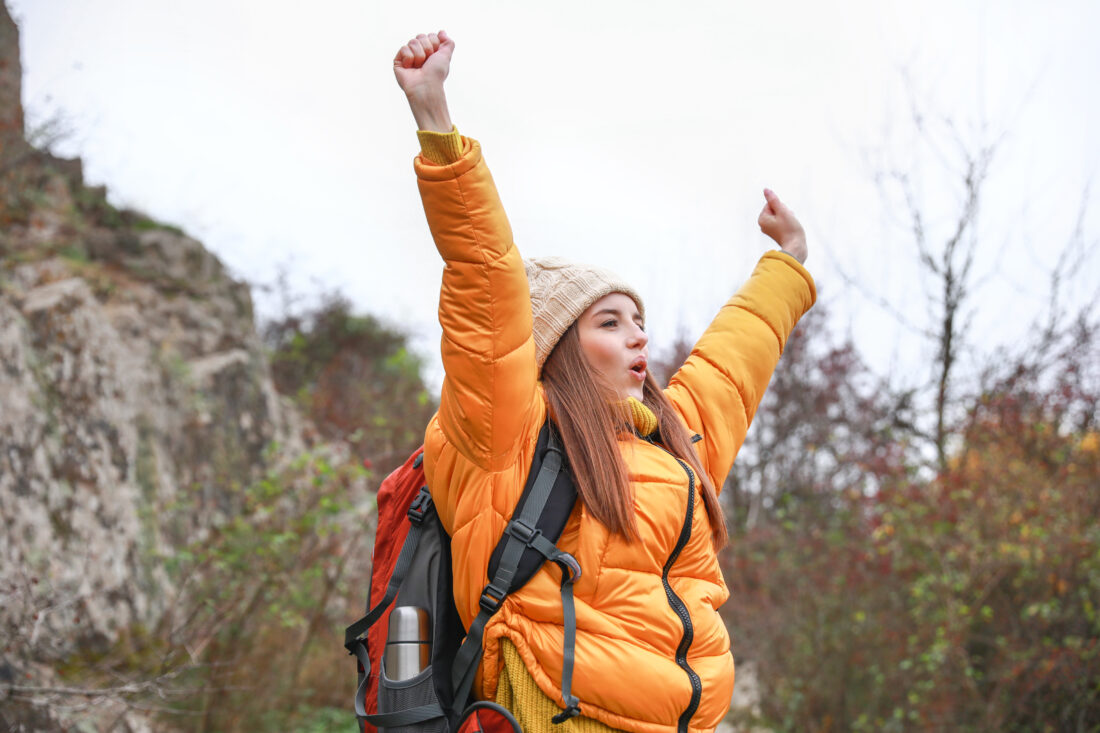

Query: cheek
<box><xmin>578</xmin><ymin>331</ymin><xmax>618</xmax><ymax>375</ymax></box>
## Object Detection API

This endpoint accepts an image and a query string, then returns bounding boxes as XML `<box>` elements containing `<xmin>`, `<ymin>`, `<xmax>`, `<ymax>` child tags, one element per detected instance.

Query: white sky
<box><xmin>10</xmin><ymin>0</ymin><xmax>1100</xmax><ymax>392</ymax></box>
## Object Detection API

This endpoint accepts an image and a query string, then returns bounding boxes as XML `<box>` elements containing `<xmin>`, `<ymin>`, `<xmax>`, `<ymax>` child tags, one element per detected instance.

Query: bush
<box><xmin>264</xmin><ymin>293</ymin><xmax>437</xmax><ymax>476</ymax></box>
<box><xmin>723</xmin><ymin>319</ymin><xmax>1100</xmax><ymax>731</ymax></box>
<box><xmin>153</xmin><ymin>448</ymin><xmax>373</xmax><ymax>731</ymax></box>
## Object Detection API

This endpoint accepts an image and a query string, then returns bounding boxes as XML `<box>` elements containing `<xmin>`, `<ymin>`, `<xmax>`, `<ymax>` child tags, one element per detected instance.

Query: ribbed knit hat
<box><xmin>525</xmin><ymin>257</ymin><xmax>645</xmax><ymax>371</ymax></box>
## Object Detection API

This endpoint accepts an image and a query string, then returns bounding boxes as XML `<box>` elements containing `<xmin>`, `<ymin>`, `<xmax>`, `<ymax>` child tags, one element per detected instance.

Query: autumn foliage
<box><xmin>264</xmin><ymin>293</ymin><xmax>438</xmax><ymax>476</ymax></box>
<box><xmin>720</xmin><ymin>315</ymin><xmax>1100</xmax><ymax>731</ymax></box>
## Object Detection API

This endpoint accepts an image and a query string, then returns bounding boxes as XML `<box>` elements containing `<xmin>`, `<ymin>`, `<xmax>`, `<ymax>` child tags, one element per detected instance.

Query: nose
<box><xmin>628</xmin><ymin>323</ymin><xmax>648</xmax><ymax>349</ymax></box>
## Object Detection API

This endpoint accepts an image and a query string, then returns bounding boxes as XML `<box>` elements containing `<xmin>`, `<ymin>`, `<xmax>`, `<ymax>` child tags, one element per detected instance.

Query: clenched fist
<box><xmin>758</xmin><ymin>188</ymin><xmax>808</xmax><ymax>264</ymax></box>
<box><xmin>393</xmin><ymin>31</ymin><xmax>454</xmax><ymax>97</ymax></box>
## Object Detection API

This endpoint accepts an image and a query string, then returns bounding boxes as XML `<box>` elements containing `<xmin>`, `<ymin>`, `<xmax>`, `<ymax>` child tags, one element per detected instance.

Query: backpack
<box><xmin>344</xmin><ymin>421</ymin><xmax>583</xmax><ymax>733</ymax></box>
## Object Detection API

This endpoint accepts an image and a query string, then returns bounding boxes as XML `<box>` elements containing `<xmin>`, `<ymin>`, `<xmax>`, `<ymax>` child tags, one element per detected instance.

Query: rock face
<box><xmin>0</xmin><ymin>6</ymin><xmax>320</xmax><ymax>729</ymax></box>
<box><xmin>1</xmin><ymin>234</ymin><xmax>305</xmax><ymax>619</ymax></box>
<box><xmin>0</xmin><ymin>1</ymin><xmax>26</xmax><ymax>163</ymax></box>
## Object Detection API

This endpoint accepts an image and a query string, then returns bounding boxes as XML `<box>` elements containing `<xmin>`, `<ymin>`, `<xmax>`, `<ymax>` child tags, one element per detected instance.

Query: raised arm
<box><xmin>666</xmin><ymin>190</ymin><xmax>815</xmax><ymax>487</ymax></box>
<box><xmin>395</xmin><ymin>32</ymin><xmax>539</xmax><ymax>472</ymax></box>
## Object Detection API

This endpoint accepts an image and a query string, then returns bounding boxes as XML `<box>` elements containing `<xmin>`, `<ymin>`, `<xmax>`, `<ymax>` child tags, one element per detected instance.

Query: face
<box><xmin>576</xmin><ymin>292</ymin><xmax>649</xmax><ymax>401</ymax></box>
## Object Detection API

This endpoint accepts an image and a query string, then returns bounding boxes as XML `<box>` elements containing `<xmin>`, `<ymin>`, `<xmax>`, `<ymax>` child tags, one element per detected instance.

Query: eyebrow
<box><xmin>591</xmin><ymin>307</ymin><xmax>643</xmax><ymax>323</ymax></box>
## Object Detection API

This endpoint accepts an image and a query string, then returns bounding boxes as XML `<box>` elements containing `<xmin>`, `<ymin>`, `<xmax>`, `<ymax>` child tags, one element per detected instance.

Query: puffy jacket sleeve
<box><xmin>665</xmin><ymin>250</ymin><xmax>816</xmax><ymax>489</ymax></box>
<box><xmin>415</xmin><ymin>138</ymin><xmax>538</xmax><ymax>472</ymax></box>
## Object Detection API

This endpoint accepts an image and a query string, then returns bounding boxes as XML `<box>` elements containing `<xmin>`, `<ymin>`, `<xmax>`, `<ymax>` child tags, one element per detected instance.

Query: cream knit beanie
<box><xmin>524</xmin><ymin>257</ymin><xmax>645</xmax><ymax>372</ymax></box>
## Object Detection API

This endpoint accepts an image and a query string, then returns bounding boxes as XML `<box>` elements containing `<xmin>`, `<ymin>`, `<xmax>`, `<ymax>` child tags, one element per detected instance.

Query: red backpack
<box><xmin>344</xmin><ymin>422</ymin><xmax>582</xmax><ymax>733</ymax></box>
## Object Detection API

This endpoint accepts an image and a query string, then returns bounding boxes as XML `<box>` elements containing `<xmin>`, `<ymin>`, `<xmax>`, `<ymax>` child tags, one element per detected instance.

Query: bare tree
<box><xmin>840</xmin><ymin>71</ymin><xmax>1098</xmax><ymax>472</ymax></box>
<box><xmin>886</xmin><ymin>124</ymin><xmax>997</xmax><ymax>471</ymax></box>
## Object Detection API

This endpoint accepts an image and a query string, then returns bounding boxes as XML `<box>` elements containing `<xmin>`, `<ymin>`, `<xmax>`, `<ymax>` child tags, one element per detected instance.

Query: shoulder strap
<box><xmin>451</xmin><ymin>422</ymin><xmax>582</xmax><ymax>722</ymax></box>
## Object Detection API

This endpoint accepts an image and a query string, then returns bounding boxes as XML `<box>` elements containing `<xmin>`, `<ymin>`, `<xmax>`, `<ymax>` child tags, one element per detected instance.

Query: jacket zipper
<box><xmin>644</xmin><ymin>436</ymin><xmax>703</xmax><ymax>733</ymax></box>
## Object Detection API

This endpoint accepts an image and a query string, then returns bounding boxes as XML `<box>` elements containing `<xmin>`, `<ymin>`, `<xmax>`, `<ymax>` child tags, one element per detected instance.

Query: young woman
<box><xmin>394</xmin><ymin>31</ymin><xmax>816</xmax><ymax>733</ymax></box>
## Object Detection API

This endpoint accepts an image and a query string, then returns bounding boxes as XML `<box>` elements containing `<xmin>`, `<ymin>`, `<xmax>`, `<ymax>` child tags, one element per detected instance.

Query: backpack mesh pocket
<box><xmin>378</xmin><ymin>658</ymin><xmax>448</xmax><ymax>733</ymax></box>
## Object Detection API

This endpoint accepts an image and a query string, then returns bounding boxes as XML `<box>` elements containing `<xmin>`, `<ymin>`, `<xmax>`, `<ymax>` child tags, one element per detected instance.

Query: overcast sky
<box><xmin>9</xmin><ymin>0</ymin><xmax>1099</xmax><ymax>391</ymax></box>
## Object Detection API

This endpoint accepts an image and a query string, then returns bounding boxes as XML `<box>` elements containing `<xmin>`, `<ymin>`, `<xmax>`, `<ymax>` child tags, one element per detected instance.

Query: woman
<box><xmin>394</xmin><ymin>31</ymin><xmax>816</xmax><ymax>733</ymax></box>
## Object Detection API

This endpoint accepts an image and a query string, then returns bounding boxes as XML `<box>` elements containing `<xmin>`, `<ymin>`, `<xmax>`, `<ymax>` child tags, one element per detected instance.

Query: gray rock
<box><xmin>0</xmin><ymin>185</ymin><xmax>313</xmax><ymax>733</ymax></box>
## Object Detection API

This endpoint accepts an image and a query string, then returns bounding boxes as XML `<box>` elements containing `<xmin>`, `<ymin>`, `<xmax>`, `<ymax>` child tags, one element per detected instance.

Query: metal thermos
<box><xmin>384</xmin><ymin>606</ymin><xmax>431</xmax><ymax>681</ymax></box>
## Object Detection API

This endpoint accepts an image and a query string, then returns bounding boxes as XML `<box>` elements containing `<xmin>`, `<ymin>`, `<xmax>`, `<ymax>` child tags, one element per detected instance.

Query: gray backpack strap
<box><xmin>549</xmin><ymin>551</ymin><xmax>581</xmax><ymax>723</ymax></box>
<box><xmin>451</xmin><ymin>427</ymin><xmax>583</xmax><ymax>722</ymax></box>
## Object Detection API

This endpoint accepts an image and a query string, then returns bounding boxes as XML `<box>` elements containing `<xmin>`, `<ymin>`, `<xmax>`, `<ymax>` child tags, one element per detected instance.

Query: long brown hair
<box><xmin>542</xmin><ymin>325</ymin><xmax>729</xmax><ymax>549</ymax></box>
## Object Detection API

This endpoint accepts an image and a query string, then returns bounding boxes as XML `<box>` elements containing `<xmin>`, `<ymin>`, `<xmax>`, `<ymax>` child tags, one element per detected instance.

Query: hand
<box><xmin>393</xmin><ymin>31</ymin><xmax>454</xmax><ymax>96</ymax></box>
<box><xmin>758</xmin><ymin>188</ymin><xmax>808</xmax><ymax>264</ymax></box>
<box><xmin>393</xmin><ymin>31</ymin><xmax>455</xmax><ymax>132</ymax></box>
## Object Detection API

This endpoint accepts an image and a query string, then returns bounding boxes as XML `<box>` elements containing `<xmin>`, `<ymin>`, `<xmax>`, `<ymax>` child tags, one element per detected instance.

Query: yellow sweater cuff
<box><xmin>417</xmin><ymin>125</ymin><xmax>464</xmax><ymax>165</ymax></box>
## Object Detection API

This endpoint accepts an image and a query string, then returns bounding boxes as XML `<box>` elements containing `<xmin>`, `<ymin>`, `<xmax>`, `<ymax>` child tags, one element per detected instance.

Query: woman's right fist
<box><xmin>393</xmin><ymin>31</ymin><xmax>455</xmax><ymax>97</ymax></box>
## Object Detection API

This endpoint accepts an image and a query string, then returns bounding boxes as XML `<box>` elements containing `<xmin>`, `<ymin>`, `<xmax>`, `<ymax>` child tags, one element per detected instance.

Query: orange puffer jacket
<box><xmin>419</xmin><ymin>139</ymin><xmax>816</xmax><ymax>733</ymax></box>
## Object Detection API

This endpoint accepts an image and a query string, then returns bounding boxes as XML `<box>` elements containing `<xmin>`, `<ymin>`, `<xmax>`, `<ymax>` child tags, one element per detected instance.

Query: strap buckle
<box><xmin>407</xmin><ymin>487</ymin><xmax>433</xmax><ymax>525</ymax></box>
<box><xmin>551</xmin><ymin>699</ymin><xmax>582</xmax><ymax>724</ymax></box>
<box><xmin>507</xmin><ymin>519</ymin><xmax>542</xmax><ymax>546</ymax></box>
<box><xmin>479</xmin><ymin>583</ymin><xmax>508</xmax><ymax>614</ymax></box>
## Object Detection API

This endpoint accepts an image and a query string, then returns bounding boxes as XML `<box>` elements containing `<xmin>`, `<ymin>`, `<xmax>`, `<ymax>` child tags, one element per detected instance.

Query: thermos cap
<box><xmin>388</xmin><ymin>606</ymin><xmax>430</xmax><ymax>642</ymax></box>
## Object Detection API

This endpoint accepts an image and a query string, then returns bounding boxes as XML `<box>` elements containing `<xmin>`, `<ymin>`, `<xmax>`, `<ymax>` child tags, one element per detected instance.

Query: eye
<box><xmin>601</xmin><ymin>318</ymin><xmax>618</xmax><ymax>328</ymax></box>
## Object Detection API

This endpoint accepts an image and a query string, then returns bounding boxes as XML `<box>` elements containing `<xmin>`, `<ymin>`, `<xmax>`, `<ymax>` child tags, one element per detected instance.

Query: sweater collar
<box><xmin>626</xmin><ymin>397</ymin><xmax>658</xmax><ymax>438</ymax></box>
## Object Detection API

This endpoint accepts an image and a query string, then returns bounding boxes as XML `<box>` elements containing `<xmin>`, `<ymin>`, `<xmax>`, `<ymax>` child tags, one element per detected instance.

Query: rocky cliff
<box><xmin>0</xmin><ymin>5</ymin><xmax>350</xmax><ymax>730</ymax></box>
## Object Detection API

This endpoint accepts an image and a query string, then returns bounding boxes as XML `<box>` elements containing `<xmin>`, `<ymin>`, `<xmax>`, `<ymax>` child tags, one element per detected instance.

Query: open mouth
<box><xmin>629</xmin><ymin>357</ymin><xmax>647</xmax><ymax>380</ymax></box>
